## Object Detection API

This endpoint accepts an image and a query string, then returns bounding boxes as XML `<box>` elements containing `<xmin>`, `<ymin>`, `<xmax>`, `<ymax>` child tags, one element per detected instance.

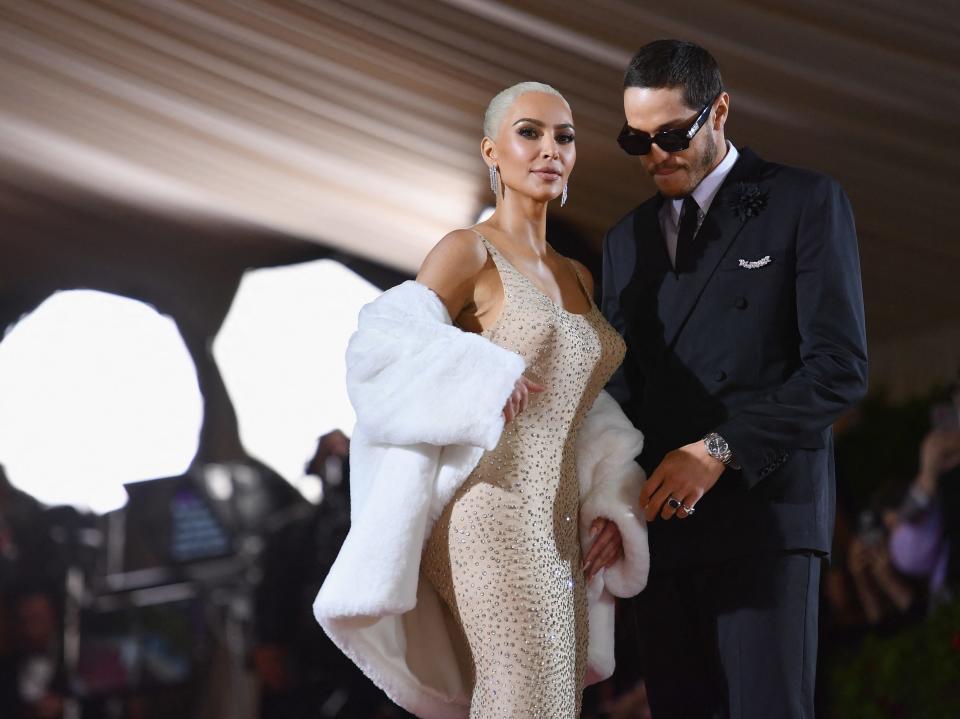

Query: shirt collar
<box><xmin>669</xmin><ymin>141</ymin><xmax>739</xmax><ymax>224</ymax></box>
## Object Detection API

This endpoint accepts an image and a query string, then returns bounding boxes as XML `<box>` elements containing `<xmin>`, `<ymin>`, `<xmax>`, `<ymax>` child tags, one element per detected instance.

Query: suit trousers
<box><xmin>637</xmin><ymin>550</ymin><xmax>821</xmax><ymax>719</ymax></box>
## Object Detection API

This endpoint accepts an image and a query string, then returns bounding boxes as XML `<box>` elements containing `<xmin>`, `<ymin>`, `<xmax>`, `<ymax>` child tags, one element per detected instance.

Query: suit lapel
<box><xmin>660</xmin><ymin>148</ymin><xmax>765</xmax><ymax>348</ymax></box>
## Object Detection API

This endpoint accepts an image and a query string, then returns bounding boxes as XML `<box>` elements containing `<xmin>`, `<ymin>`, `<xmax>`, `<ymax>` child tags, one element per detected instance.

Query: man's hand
<box><xmin>639</xmin><ymin>440</ymin><xmax>726</xmax><ymax>521</ymax></box>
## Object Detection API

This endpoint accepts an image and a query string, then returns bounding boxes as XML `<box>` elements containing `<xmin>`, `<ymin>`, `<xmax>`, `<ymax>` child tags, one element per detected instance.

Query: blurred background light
<box><xmin>0</xmin><ymin>290</ymin><xmax>204</xmax><ymax>513</ymax></box>
<box><xmin>213</xmin><ymin>259</ymin><xmax>381</xmax><ymax>484</ymax></box>
<box><xmin>476</xmin><ymin>205</ymin><xmax>495</xmax><ymax>223</ymax></box>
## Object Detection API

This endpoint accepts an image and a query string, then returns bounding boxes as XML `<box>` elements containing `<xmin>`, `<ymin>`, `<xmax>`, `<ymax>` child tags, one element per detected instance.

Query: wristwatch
<box><xmin>703</xmin><ymin>432</ymin><xmax>735</xmax><ymax>466</ymax></box>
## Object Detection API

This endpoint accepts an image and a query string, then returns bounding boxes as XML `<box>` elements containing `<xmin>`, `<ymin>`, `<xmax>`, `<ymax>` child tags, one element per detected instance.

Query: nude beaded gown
<box><xmin>420</xmin><ymin>232</ymin><xmax>626</xmax><ymax>718</ymax></box>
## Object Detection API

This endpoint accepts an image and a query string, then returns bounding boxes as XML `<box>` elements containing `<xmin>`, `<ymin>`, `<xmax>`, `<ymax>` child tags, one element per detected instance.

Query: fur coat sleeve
<box><xmin>314</xmin><ymin>280</ymin><xmax>648</xmax><ymax>718</ymax></box>
<box><xmin>346</xmin><ymin>278</ymin><xmax>524</xmax><ymax>450</ymax></box>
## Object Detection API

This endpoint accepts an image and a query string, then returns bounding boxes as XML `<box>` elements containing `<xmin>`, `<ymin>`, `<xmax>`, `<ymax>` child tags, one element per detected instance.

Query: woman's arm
<box><xmin>415</xmin><ymin>229</ymin><xmax>488</xmax><ymax>324</ymax></box>
<box><xmin>577</xmin><ymin>391</ymin><xmax>649</xmax><ymax>597</ymax></box>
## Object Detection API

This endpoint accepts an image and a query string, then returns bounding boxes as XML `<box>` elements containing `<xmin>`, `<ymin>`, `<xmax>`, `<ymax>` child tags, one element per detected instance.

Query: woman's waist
<box><xmin>494</xmin><ymin>414</ymin><xmax>581</xmax><ymax>452</ymax></box>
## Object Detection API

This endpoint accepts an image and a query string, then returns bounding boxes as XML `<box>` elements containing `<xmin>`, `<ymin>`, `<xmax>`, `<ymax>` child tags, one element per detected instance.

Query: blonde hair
<box><xmin>482</xmin><ymin>81</ymin><xmax>569</xmax><ymax>139</ymax></box>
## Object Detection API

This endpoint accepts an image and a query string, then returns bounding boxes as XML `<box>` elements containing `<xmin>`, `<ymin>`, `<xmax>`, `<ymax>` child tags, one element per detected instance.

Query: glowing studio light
<box><xmin>0</xmin><ymin>290</ymin><xmax>204</xmax><ymax>513</ymax></box>
<box><xmin>213</xmin><ymin>260</ymin><xmax>381</xmax><ymax>484</ymax></box>
<box><xmin>476</xmin><ymin>206</ymin><xmax>495</xmax><ymax>223</ymax></box>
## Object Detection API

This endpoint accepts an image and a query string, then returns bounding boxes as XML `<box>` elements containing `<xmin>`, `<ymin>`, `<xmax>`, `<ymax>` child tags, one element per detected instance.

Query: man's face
<box><xmin>622</xmin><ymin>86</ymin><xmax>727</xmax><ymax>198</ymax></box>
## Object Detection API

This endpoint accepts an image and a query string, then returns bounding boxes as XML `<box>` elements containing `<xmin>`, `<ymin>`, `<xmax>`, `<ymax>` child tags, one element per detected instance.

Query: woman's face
<box><xmin>488</xmin><ymin>92</ymin><xmax>575</xmax><ymax>204</ymax></box>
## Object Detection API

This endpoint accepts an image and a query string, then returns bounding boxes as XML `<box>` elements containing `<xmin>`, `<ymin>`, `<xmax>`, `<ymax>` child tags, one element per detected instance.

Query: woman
<box><xmin>315</xmin><ymin>82</ymin><xmax>649</xmax><ymax>719</ymax></box>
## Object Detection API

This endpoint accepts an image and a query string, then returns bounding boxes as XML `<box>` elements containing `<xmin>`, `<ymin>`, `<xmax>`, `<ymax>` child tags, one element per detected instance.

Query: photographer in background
<box><xmin>846</xmin><ymin>491</ymin><xmax>917</xmax><ymax>627</ymax></box>
<box><xmin>887</xmin><ymin>381</ymin><xmax>960</xmax><ymax>606</ymax></box>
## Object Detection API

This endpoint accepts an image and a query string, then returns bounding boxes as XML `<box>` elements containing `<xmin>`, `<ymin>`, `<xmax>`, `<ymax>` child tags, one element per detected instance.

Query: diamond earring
<box><xmin>561</xmin><ymin>183</ymin><xmax>568</xmax><ymax>207</ymax></box>
<box><xmin>489</xmin><ymin>165</ymin><xmax>499</xmax><ymax>196</ymax></box>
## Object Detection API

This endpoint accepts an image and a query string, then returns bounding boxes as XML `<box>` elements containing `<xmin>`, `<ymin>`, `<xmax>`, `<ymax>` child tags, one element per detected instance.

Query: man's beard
<box><xmin>655</xmin><ymin>136</ymin><xmax>720</xmax><ymax>198</ymax></box>
<box><xmin>693</xmin><ymin>137</ymin><xmax>719</xmax><ymax>186</ymax></box>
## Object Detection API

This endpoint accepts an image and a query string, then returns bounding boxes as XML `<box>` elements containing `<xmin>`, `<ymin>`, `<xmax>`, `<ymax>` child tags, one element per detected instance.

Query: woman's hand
<box><xmin>502</xmin><ymin>375</ymin><xmax>546</xmax><ymax>423</ymax></box>
<box><xmin>582</xmin><ymin>518</ymin><xmax>624</xmax><ymax>582</ymax></box>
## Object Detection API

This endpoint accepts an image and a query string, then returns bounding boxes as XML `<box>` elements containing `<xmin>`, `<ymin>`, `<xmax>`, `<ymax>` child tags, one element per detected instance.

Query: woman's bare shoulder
<box><xmin>418</xmin><ymin>228</ymin><xmax>487</xmax><ymax>278</ymax></box>
<box><xmin>415</xmin><ymin>228</ymin><xmax>489</xmax><ymax>319</ymax></box>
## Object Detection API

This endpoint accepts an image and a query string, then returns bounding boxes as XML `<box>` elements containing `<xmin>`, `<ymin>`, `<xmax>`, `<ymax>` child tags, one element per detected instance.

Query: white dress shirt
<box><xmin>660</xmin><ymin>141</ymin><xmax>740</xmax><ymax>268</ymax></box>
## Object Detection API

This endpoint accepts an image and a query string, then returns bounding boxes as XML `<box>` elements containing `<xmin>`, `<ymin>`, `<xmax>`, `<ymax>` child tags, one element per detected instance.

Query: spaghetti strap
<box><xmin>468</xmin><ymin>228</ymin><xmax>593</xmax><ymax>317</ymax></box>
<box><xmin>564</xmin><ymin>258</ymin><xmax>594</xmax><ymax>308</ymax></box>
<box><xmin>468</xmin><ymin>227</ymin><xmax>501</xmax><ymax>259</ymax></box>
<box><xmin>465</xmin><ymin>228</ymin><xmax>519</xmax><ymax>337</ymax></box>
<box><xmin>468</xmin><ymin>227</ymin><xmax>506</xmax><ymax>269</ymax></box>
<box><xmin>467</xmin><ymin>228</ymin><xmax>525</xmax><ymax>296</ymax></box>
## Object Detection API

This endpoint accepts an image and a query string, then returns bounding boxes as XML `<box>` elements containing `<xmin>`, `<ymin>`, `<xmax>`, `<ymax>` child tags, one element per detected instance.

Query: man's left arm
<box><xmin>714</xmin><ymin>175</ymin><xmax>869</xmax><ymax>486</ymax></box>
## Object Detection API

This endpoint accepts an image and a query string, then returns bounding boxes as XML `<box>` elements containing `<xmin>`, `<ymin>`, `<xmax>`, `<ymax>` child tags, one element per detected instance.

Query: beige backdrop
<box><xmin>1</xmin><ymin>0</ymin><xmax>958</xmax><ymax>398</ymax></box>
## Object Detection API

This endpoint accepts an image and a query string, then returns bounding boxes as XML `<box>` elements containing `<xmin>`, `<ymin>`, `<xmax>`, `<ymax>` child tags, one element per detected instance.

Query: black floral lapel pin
<box><xmin>729</xmin><ymin>182</ymin><xmax>768</xmax><ymax>219</ymax></box>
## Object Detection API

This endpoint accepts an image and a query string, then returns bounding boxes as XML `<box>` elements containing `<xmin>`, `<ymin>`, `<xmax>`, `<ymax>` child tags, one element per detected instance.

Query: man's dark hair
<box><xmin>623</xmin><ymin>40</ymin><xmax>723</xmax><ymax>110</ymax></box>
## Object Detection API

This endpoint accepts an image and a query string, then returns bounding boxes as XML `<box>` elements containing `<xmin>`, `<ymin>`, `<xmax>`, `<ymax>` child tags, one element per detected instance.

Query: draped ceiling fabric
<box><xmin>1</xmin><ymin>0</ymin><xmax>958</xmax><ymax>398</ymax></box>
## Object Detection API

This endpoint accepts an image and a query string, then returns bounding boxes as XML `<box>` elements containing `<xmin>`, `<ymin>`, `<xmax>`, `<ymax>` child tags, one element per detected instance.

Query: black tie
<box><xmin>675</xmin><ymin>197</ymin><xmax>700</xmax><ymax>273</ymax></box>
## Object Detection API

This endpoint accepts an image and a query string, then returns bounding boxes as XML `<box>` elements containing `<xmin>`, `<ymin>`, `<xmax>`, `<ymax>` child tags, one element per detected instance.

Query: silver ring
<box><xmin>680</xmin><ymin>503</ymin><xmax>696</xmax><ymax>516</ymax></box>
<box><xmin>667</xmin><ymin>496</ymin><xmax>682</xmax><ymax>510</ymax></box>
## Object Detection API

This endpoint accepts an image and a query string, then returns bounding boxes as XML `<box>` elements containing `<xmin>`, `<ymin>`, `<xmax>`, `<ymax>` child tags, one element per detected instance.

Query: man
<box><xmin>600</xmin><ymin>40</ymin><xmax>868</xmax><ymax>717</ymax></box>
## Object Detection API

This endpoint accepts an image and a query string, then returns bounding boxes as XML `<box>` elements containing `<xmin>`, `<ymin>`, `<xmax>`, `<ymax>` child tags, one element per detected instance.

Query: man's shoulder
<box><xmin>749</xmin><ymin>150</ymin><xmax>844</xmax><ymax>197</ymax></box>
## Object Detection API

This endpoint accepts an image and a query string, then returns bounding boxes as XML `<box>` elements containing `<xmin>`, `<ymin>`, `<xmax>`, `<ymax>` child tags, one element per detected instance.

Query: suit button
<box><xmin>714</xmin><ymin>370</ymin><xmax>727</xmax><ymax>382</ymax></box>
<box><xmin>734</xmin><ymin>296</ymin><xmax>748</xmax><ymax>309</ymax></box>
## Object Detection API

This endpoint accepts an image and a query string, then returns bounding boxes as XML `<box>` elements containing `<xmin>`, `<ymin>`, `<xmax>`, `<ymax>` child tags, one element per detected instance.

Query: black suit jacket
<box><xmin>601</xmin><ymin>147</ymin><xmax>868</xmax><ymax>571</ymax></box>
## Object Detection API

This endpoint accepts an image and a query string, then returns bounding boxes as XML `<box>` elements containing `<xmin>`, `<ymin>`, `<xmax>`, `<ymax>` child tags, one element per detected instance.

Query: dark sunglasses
<box><xmin>617</xmin><ymin>92</ymin><xmax>721</xmax><ymax>156</ymax></box>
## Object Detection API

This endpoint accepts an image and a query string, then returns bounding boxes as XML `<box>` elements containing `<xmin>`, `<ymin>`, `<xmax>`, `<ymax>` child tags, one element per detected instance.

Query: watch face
<box><xmin>707</xmin><ymin>435</ymin><xmax>728</xmax><ymax>458</ymax></box>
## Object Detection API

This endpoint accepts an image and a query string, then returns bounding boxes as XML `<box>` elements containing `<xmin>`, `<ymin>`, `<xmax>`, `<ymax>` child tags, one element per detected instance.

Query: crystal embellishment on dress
<box><xmin>420</xmin><ymin>232</ymin><xmax>626</xmax><ymax>718</ymax></box>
